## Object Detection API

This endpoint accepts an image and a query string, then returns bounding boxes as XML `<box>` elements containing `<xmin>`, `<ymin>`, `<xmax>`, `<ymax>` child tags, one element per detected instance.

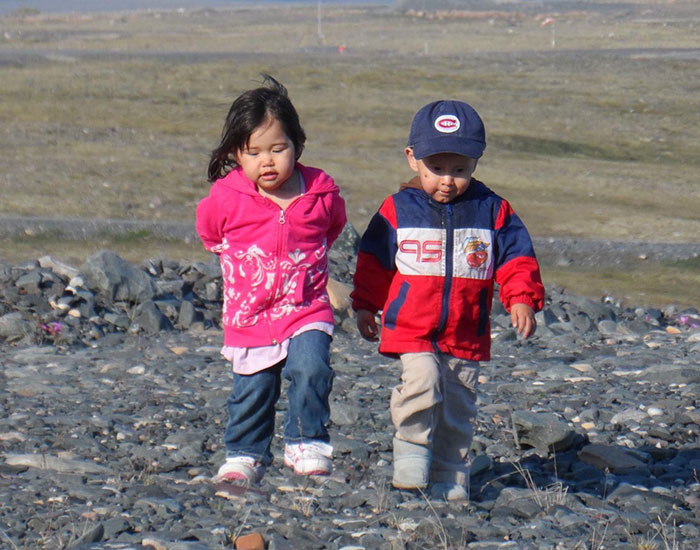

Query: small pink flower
<box><xmin>41</xmin><ymin>322</ymin><xmax>63</xmax><ymax>336</ymax></box>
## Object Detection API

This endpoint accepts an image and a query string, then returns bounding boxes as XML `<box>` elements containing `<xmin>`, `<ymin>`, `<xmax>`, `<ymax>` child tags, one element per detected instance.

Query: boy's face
<box><xmin>405</xmin><ymin>148</ymin><xmax>478</xmax><ymax>203</ymax></box>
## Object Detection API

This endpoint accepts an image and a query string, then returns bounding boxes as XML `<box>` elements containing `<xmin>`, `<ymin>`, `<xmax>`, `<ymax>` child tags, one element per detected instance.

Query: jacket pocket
<box><xmin>384</xmin><ymin>281</ymin><xmax>410</xmax><ymax>330</ymax></box>
<box><xmin>291</xmin><ymin>267</ymin><xmax>309</xmax><ymax>305</ymax></box>
<box><xmin>477</xmin><ymin>287</ymin><xmax>489</xmax><ymax>337</ymax></box>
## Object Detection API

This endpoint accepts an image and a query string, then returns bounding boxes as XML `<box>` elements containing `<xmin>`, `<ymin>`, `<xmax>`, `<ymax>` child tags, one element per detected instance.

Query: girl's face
<box><xmin>234</xmin><ymin>117</ymin><xmax>296</xmax><ymax>197</ymax></box>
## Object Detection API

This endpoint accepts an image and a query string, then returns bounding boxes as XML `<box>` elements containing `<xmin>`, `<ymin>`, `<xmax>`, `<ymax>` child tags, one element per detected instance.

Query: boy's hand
<box><xmin>356</xmin><ymin>309</ymin><xmax>379</xmax><ymax>341</ymax></box>
<box><xmin>510</xmin><ymin>303</ymin><xmax>537</xmax><ymax>339</ymax></box>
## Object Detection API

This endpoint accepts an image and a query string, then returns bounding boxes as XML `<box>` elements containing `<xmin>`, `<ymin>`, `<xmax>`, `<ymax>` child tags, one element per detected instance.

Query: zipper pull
<box><xmin>279</xmin><ymin>210</ymin><xmax>285</xmax><ymax>224</ymax></box>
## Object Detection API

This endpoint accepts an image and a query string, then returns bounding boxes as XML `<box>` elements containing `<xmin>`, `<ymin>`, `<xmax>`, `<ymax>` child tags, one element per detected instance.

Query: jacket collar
<box><xmin>219</xmin><ymin>163</ymin><xmax>337</xmax><ymax>197</ymax></box>
<box><xmin>400</xmin><ymin>179</ymin><xmax>485</xmax><ymax>207</ymax></box>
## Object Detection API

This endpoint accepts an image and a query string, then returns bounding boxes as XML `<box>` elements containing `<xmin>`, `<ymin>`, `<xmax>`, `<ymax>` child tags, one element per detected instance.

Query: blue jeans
<box><xmin>223</xmin><ymin>330</ymin><xmax>334</xmax><ymax>465</ymax></box>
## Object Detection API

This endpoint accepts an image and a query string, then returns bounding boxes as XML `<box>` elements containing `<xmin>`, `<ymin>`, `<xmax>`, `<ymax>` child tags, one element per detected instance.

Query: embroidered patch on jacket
<box><xmin>395</xmin><ymin>227</ymin><xmax>445</xmax><ymax>276</ymax></box>
<box><xmin>453</xmin><ymin>228</ymin><xmax>494</xmax><ymax>280</ymax></box>
<box><xmin>465</xmin><ymin>237</ymin><xmax>489</xmax><ymax>268</ymax></box>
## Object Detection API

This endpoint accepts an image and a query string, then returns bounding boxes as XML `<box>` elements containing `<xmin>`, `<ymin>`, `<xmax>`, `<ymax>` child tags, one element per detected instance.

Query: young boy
<box><xmin>351</xmin><ymin>100</ymin><xmax>545</xmax><ymax>501</ymax></box>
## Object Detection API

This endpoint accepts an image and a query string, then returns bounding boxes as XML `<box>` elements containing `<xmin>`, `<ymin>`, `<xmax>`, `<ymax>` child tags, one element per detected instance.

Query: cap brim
<box><xmin>412</xmin><ymin>136</ymin><xmax>485</xmax><ymax>160</ymax></box>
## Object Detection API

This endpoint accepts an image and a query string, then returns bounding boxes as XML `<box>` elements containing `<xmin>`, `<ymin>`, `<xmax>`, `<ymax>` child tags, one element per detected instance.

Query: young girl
<box><xmin>196</xmin><ymin>75</ymin><xmax>347</xmax><ymax>484</ymax></box>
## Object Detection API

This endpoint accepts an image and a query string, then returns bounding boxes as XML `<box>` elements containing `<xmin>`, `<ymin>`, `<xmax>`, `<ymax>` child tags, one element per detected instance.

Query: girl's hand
<box><xmin>357</xmin><ymin>309</ymin><xmax>379</xmax><ymax>342</ymax></box>
<box><xmin>510</xmin><ymin>303</ymin><xmax>537</xmax><ymax>339</ymax></box>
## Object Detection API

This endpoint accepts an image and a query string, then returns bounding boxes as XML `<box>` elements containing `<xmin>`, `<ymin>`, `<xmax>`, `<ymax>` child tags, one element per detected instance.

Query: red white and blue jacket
<box><xmin>351</xmin><ymin>179</ymin><xmax>544</xmax><ymax>361</ymax></box>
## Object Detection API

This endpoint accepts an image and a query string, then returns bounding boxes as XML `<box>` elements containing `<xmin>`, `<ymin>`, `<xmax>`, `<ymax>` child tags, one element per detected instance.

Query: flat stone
<box><xmin>4</xmin><ymin>453</ymin><xmax>111</xmax><ymax>475</ymax></box>
<box><xmin>578</xmin><ymin>444</ymin><xmax>647</xmax><ymax>474</ymax></box>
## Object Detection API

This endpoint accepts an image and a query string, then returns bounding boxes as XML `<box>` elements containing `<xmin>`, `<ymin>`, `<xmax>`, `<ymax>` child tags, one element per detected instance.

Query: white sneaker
<box><xmin>217</xmin><ymin>456</ymin><xmax>264</xmax><ymax>484</ymax></box>
<box><xmin>284</xmin><ymin>441</ymin><xmax>333</xmax><ymax>475</ymax></box>
<box><xmin>430</xmin><ymin>482</ymin><xmax>469</xmax><ymax>501</ymax></box>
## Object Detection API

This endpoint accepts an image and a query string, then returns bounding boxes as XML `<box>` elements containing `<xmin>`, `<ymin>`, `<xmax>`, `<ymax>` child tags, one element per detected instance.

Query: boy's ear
<box><xmin>471</xmin><ymin>157</ymin><xmax>479</xmax><ymax>171</ymax></box>
<box><xmin>405</xmin><ymin>147</ymin><xmax>419</xmax><ymax>172</ymax></box>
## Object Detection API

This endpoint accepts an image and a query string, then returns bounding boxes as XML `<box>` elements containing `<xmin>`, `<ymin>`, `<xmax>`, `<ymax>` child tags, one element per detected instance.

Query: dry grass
<box><xmin>1</xmin><ymin>3</ymin><xmax>699</xmax><ymax>307</ymax></box>
<box><xmin>511</xmin><ymin>460</ymin><xmax>569</xmax><ymax>513</ymax></box>
<box><xmin>543</xmin><ymin>258</ymin><xmax>700</xmax><ymax>310</ymax></box>
<box><xmin>0</xmin><ymin>233</ymin><xmax>209</xmax><ymax>268</ymax></box>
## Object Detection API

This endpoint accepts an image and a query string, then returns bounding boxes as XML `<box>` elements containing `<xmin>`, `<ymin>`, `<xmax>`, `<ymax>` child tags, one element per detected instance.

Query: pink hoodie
<box><xmin>196</xmin><ymin>163</ymin><xmax>347</xmax><ymax>348</ymax></box>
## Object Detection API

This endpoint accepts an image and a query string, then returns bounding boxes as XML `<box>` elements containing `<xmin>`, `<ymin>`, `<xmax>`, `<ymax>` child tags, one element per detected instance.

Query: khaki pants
<box><xmin>391</xmin><ymin>352</ymin><xmax>479</xmax><ymax>486</ymax></box>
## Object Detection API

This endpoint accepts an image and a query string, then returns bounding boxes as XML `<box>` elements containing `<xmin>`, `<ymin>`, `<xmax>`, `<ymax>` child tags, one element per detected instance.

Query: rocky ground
<box><xmin>2</xmin><ymin>227</ymin><xmax>700</xmax><ymax>550</ymax></box>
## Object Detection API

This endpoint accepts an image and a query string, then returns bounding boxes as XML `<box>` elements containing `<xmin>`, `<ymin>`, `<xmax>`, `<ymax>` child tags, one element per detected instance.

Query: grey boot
<box><xmin>392</xmin><ymin>437</ymin><xmax>431</xmax><ymax>489</ymax></box>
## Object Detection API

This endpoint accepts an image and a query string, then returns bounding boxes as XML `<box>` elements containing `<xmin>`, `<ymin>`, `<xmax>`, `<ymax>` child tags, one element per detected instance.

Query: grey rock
<box><xmin>153</xmin><ymin>298</ymin><xmax>181</xmax><ymax>321</ymax></box>
<box><xmin>67</xmin><ymin>523</ymin><xmax>104</xmax><ymax>549</ymax></box>
<box><xmin>177</xmin><ymin>300</ymin><xmax>202</xmax><ymax>328</ymax></box>
<box><xmin>535</xmin><ymin>308</ymin><xmax>560</xmax><ymax>328</ymax></box>
<box><xmin>610</xmin><ymin>408</ymin><xmax>648</xmax><ymax>425</ymax></box>
<box><xmin>598</xmin><ymin>319</ymin><xmax>618</xmax><ymax>334</ymax></box>
<box><xmin>15</xmin><ymin>269</ymin><xmax>43</xmax><ymax>294</ymax></box>
<box><xmin>330</xmin><ymin>402</ymin><xmax>366</xmax><ymax>426</ymax></box>
<box><xmin>38</xmin><ymin>255</ymin><xmax>81</xmax><ymax>281</ymax></box>
<box><xmin>268</xmin><ymin>533</ymin><xmax>298</xmax><ymax>550</ymax></box>
<box><xmin>4</xmin><ymin>453</ymin><xmax>111</xmax><ymax>474</ymax></box>
<box><xmin>471</xmin><ymin>454</ymin><xmax>493</xmax><ymax>477</ymax></box>
<box><xmin>578</xmin><ymin>444</ymin><xmax>647</xmax><ymax>474</ymax></box>
<box><xmin>133</xmin><ymin>301</ymin><xmax>174</xmax><ymax>333</ymax></box>
<box><xmin>0</xmin><ymin>312</ymin><xmax>34</xmax><ymax>341</ymax></box>
<box><xmin>491</xmin><ymin>487</ymin><xmax>544</xmax><ymax>519</ymax></box>
<box><xmin>636</xmin><ymin>364</ymin><xmax>700</xmax><ymax>385</ymax></box>
<box><xmin>511</xmin><ymin>411</ymin><xmax>579</xmax><ymax>454</ymax></box>
<box><xmin>81</xmin><ymin>250</ymin><xmax>155</xmax><ymax>304</ymax></box>
<box><xmin>140</xmin><ymin>538</ymin><xmax>209</xmax><ymax>550</ymax></box>
<box><xmin>103</xmin><ymin>311</ymin><xmax>130</xmax><ymax>329</ymax></box>
<box><xmin>563</xmin><ymin>294</ymin><xmax>616</xmax><ymax>322</ymax></box>
<box><xmin>155</xmin><ymin>278</ymin><xmax>188</xmax><ymax>299</ymax></box>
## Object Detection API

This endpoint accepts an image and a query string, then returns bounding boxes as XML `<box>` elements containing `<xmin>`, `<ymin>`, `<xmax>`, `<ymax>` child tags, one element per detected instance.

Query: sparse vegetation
<box><xmin>0</xmin><ymin>3</ymin><xmax>698</xmax><ymax>308</ymax></box>
<box><xmin>511</xmin><ymin>459</ymin><xmax>569</xmax><ymax>513</ymax></box>
<box><xmin>634</xmin><ymin>514</ymin><xmax>683</xmax><ymax>550</ymax></box>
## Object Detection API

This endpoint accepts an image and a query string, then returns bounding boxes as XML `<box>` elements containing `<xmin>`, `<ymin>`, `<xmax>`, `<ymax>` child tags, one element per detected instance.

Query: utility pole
<box><xmin>317</xmin><ymin>0</ymin><xmax>325</xmax><ymax>45</ymax></box>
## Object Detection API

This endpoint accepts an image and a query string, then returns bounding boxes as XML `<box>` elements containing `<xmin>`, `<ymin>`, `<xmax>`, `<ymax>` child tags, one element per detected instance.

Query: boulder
<box><xmin>81</xmin><ymin>250</ymin><xmax>155</xmax><ymax>304</ymax></box>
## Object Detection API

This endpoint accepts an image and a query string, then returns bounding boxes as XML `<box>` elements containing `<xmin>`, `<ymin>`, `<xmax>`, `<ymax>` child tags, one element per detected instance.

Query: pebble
<box><xmin>2</xmin><ymin>240</ymin><xmax>700</xmax><ymax>549</ymax></box>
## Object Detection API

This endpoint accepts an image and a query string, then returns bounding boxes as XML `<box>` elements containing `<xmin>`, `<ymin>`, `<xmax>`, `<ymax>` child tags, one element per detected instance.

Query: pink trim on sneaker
<box><xmin>284</xmin><ymin>441</ymin><xmax>333</xmax><ymax>475</ymax></box>
<box><xmin>217</xmin><ymin>456</ymin><xmax>264</xmax><ymax>484</ymax></box>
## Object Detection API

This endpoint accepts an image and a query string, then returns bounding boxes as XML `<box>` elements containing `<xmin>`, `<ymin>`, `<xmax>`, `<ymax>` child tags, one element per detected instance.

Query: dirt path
<box><xmin>2</xmin><ymin>46</ymin><xmax>700</xmax><ymax>68</ymax></box>
<box><xmin>2</xmin><ymin>214</ymin><xmax>699</xmax><ymax>267</ymax></box>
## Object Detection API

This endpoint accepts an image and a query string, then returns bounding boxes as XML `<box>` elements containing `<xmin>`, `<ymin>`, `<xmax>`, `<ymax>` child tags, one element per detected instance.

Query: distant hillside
<box><xmin>393</xmin><ymin>0</ymin><xmax>590</xmax><ymax>11</ymax></box>
<box><xmin>394</xmin><ymin>0</ymin><xmax>521</xmax><ymax>9</ymax></box>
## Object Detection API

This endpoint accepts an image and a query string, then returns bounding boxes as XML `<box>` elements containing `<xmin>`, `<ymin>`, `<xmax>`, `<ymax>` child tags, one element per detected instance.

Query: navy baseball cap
<box><xmin>407</xmin><ymin>100</ymin><xmax>486</xmax><ymax>160</ymax></box>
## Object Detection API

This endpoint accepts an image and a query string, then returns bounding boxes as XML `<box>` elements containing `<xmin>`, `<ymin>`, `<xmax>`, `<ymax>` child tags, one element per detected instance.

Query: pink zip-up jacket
<box><xmin>196</xmin><ymin>163</ymin><xmax>347</xmax><ymax>348</ymax></box>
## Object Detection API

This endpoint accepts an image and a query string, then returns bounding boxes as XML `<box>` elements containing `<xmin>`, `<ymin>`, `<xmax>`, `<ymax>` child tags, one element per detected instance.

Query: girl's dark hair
<box><xmin>207</xmin><ymin>74</ymin><xmax>306</xmax><ymax>183</ymax></box>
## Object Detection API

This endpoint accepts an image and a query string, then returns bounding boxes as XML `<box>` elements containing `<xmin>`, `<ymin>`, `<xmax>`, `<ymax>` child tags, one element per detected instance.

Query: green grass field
<box><xmin>1</xmin><ymin>3</ymin><xmax>698</xmax><ymax>307</ymax></box>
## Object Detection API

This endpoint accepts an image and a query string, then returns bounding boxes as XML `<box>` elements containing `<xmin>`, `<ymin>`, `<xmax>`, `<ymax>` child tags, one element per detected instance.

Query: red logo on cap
<box><xmin>434</xmin><ymin>115</ymin><xmax>460</xmax><ymax>133</ymax></box>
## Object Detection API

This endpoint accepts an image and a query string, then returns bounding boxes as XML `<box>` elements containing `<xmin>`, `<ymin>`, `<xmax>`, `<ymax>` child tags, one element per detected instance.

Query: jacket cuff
<box><xmin>507</xmin><ymin>295</ymin><xmax>537</xmax><ymax>311</ymax></box>
<box><xmin>351</xmin><ymin>299</ymin><xmax>378</xmax><ymax>314</ymax></box>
